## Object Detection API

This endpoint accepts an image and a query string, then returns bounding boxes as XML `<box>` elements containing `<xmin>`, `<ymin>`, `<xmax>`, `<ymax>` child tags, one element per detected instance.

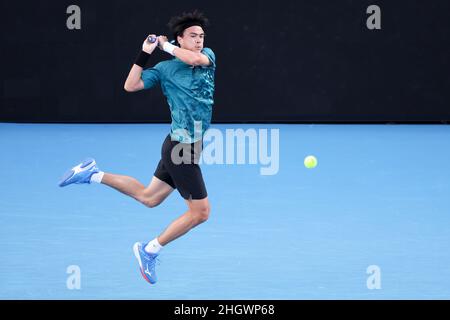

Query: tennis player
<box><xmin>58</xmin><ymin>11</ymin><xmax>215</xmax><ymax>284</ymax></box>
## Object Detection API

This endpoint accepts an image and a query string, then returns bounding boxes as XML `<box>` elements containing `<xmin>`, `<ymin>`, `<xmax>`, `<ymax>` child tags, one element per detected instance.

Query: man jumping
<box><xmin>58</xmin><ymin>11</ymin><xmax>215</xmax><ymax>284</ymax></box>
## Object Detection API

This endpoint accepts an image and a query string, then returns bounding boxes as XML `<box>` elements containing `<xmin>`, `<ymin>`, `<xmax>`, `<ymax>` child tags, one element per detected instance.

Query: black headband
<box><xmin>176</xmin><ymin>21</ymin><xmax>205</xmax><ymax>37</ymax></box>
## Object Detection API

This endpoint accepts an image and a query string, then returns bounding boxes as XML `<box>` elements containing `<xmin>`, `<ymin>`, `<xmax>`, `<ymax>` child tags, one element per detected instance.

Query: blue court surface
<box><xmin>1</xmin><ymin>123</ymin><xmax>450</xmax><ymax>299</ymax></box>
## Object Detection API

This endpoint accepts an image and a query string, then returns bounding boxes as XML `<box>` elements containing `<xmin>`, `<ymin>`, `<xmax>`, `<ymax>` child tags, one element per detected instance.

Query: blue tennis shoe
<box><xmin>58</xmin><ymin>158</ymin><xmax>100</xmax><ymax>187</ymax></box>
<box><xmin>133</xmin><ymin>242</ymin><xmax>159</xmax><ymax>284</ymax></box>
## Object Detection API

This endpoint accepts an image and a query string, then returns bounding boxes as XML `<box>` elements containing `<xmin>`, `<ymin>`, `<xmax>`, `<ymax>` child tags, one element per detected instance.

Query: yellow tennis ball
<box><xmin>304</xmin><ymin>155</ymin><xmax>318</xmax><ymax>169</ymax></box>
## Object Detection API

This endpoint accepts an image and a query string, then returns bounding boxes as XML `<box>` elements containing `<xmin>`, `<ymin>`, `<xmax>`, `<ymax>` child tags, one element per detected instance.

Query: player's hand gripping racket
<box><xmin>148</xmin><ymin>36</ymin><xmax>176</xmax><ymax>45</ymax></box>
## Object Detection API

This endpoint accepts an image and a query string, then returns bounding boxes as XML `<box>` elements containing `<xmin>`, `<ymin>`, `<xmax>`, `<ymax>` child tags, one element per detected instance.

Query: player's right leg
<box><xmin>58</xmin><ymin>158</ymin><xmax>174</xmax><ymax>208</ymax></box>
<box><xmin>58</xmin><ymin>158</ymin><xmax>99</xmax><ymax>187</ymax></box>
<box><xmin>102</xmin><ymin>174</ymin><xmax>174</xmax><ymax>208</ymax></box>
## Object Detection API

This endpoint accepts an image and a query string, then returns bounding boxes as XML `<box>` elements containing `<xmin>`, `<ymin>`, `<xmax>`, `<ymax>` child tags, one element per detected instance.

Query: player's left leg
<box><xmin>133</xmin><ymin>136</ymin><xmax>210</xmax><ymax>284</ymax></box>
<box><xmin>133</xmin><ymin>197</ymin><xmax>210</xmax><ymax>284</ymax></box>
<box><xmin>157</xmin><ymin>197</ymin><xmax>210</xmax><ymax>245</ymax></box>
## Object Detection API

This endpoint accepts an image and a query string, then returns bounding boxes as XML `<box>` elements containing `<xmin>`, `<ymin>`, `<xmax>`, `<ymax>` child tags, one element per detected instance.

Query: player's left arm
<box><xmin>158</xmin><ymin>36</ymin><xmax>211</xmax><ymax>67</ymax></box>
<box><xmin>174</xmin><ymin>47</ymin><xmax>211</xmax><ymax>66</ymax></box>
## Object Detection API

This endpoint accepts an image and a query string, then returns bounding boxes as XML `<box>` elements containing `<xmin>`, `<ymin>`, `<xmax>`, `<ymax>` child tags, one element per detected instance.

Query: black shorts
<box><xmin>154</xmin><ymin>134</ymin><xmax>207</xmax><ymax>200</ymax></box>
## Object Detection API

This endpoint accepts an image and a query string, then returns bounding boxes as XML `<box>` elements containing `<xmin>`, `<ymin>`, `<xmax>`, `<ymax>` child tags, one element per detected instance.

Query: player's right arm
<box><xmin>124</xmin><ymin>35</ymin><xmax>159</xmax><ymax>92</ymax></box>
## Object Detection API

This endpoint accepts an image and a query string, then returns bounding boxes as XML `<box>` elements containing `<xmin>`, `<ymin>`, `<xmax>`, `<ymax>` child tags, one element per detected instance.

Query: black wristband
<box><xmin>134</xmin><ymin>51</ymin><xmax>151</xmax><ymax>68</ymax></box>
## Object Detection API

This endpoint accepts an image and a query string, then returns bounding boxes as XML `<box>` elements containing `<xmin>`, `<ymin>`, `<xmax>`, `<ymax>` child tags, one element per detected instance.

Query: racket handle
<box><xmin>147</xmin><ymin>36</ymin><xmax>157</xmax><ymax>43</ymax></box>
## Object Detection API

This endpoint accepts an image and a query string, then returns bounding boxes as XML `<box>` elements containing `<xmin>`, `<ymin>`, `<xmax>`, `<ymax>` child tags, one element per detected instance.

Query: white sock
<box><xmin>145</xmin><ymin>238</ymin><xmax>163</xmax><ymax>254</ymax></box>
<box><xmin>90</xmin><ymin>171</ymin><xmax>104</xmax><ymax>183</ymax></box>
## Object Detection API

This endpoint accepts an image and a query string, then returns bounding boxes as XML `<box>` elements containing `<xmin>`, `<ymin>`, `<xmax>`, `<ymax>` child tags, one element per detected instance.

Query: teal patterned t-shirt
<box><xmin>141</xmin><ymin>47</ymin><xmax>216</xmax><ymax>143</ymax></box>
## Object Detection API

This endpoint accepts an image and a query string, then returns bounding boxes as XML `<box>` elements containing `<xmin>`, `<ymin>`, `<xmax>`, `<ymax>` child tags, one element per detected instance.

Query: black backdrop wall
<box><xmin>1</xmin><ymin>0</ymin><xmax>450</xmax><ymax>123</ymax></box>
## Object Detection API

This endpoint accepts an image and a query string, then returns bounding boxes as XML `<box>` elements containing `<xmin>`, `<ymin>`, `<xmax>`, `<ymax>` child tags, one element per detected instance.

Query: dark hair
<box><xmin>168</xmin><ymin>10</ymin><xmax>209</xmax><ymax>41</ymax></box>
